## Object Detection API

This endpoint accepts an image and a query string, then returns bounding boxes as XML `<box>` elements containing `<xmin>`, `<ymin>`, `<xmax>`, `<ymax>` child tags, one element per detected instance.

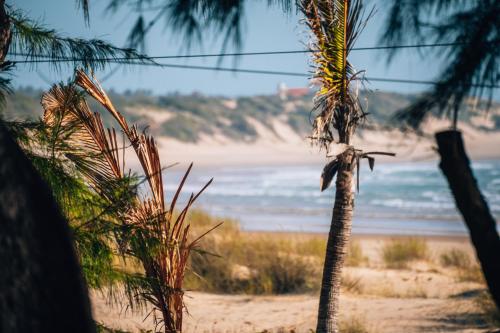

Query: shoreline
<box><xmin>154</xmin><ymin>123</ymin><xmax>500</xmax><ymax>168</ymax></box>
<box><xmin>241</xmin><ymin>229</ymin><xmax>470</xmax><ymax>242</ymax></box>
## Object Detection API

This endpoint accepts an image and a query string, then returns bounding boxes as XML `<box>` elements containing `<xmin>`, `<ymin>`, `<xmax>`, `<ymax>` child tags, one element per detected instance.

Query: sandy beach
<box><xmin>91</xmin><ymin>233</ymin><xmax>494</xmax><ymax>333</ymax></box>
<box><xmin>154</xmin><ymin>119</ymin><xmax>500</xmax><ymax>168</ymax></box>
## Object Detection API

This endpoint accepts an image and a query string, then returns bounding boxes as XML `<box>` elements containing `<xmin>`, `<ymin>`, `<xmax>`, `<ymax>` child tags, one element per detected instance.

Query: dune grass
<box><xmin>339</xmin><ymin>316</ymin><xmax>376</xmax><ymax>333</ymax></box>
<box><xmin>438</xmin><ymin>248</ymin><xmax>485</xmax><ymax>284</ymax></box>
<box><xmin>456</xmin><ymin>265</ymin><xmax>485</xmax><ymax>284</ymax></box>
<box><xmin>476</xmin><ymin>291</ymin><xmax>500</xmax><ymax>327</ymax></box>
<box><xmin>381</xmin><ymin>238</ymin><xmax>429</xmax><ymax>269</ymax></box>
<box><xmin>185</xmin><ymin>210</ymin><xmax>371</xmax><ymax>295</ymax></box>
<box><xmin>341</xmin><ymin>273</ymin><xmax>364</xmax><ymax>294</ymax></box>
<box><xmin>345</xmin><ymin>241</ymin><xmax>368</xmax><ymax>267</ymax></box>
<box><xmin>185</xmin><ymin>210</ymin><xmax>322</xmax><ymax>294</ymax></box>
<box><xmin>440</xmin><ymin>248</ymin><xmax>471</xmax><ymax>269</ymax></box>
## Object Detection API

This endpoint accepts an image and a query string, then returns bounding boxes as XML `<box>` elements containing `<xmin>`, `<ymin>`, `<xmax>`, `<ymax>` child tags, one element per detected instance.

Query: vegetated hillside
<box><xmin>3</xmin><ymin>87</ymin><xmax>500</xmax><ymax>143</ymax></box>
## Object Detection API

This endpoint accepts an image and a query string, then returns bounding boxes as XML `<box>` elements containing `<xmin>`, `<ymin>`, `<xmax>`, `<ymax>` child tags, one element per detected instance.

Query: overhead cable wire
<box><xmin>8</xmin><ymin>41</ymin><xmax>490</xmax><ymax>63</ymax></box>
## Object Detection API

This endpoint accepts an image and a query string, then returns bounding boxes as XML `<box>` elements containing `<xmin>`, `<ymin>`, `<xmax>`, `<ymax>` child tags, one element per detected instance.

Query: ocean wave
<box><xmin>370</xmin><ymin>198</ymin><xmax>455</xmax><ymax>210</ymax></box>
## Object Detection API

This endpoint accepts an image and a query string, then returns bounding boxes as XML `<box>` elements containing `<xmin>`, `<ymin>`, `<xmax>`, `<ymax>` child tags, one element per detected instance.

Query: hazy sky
<box><xmin>13</xmin><ymin>0</ymin><xmax>450</xmax><ymax>97</ymax></box>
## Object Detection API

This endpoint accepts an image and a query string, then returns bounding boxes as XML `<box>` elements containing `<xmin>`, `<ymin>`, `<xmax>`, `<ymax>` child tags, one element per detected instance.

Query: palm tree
<box><xmin>298</xmin><ymin>1</ymin><xmax>386</xmax><ymax>332</ymax></box>
<box><xmin>40</xmin><ymin>69</ymin><xmax>216</xmax><ymax>332</ymax></box>
<box><xmin>380</xmin><ymin>0</ymin><xmax>500</xmax><ymax>310</ymax></box>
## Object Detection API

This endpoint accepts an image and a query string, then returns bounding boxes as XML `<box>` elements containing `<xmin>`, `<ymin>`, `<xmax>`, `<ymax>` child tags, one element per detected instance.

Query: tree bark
<box><xmin>0</xmin><ymin>122</ymin><xmax>96</xmax><ymax>332</ymax></box>
<box><xmin>316</xmin><ymin>149</ymin><xmax>355</xmax><ymax>333</ymax></box>
<box><xmin>435</xmin><ymin>130</ymin><xmax>500</xmax><ymax>309</ymax></box>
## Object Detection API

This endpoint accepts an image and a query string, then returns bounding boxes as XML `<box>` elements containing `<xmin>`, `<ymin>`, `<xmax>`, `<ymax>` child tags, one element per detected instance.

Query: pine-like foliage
<box><xmin>9</xmin><ymin>114</ymin><xmax>137</xmax><ymax>290</ymax></box>
<box><xmin>9</xmin><ymin>11</ymin><xmax>151</xmax><ymax>71</ymax></box>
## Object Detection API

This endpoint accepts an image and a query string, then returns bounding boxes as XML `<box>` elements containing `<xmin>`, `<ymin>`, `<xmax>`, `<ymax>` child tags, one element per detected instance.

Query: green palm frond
<box><xmin>9</xmin><ymin>11</ymin><xmax>152</xmax><ymax>71</ymax></box>
<box><xmin>300</xmin><ymin>0</ymin><xmax>372</xmax><ymax>148</ymax></box>
<box><xmin>76</xmin><ymin>0</ymin><xmax>90</xmax><ymax>25</ymax></box>
<box><xmin>106</xmin><ymin>0</ymin><xmax>295</xmax><ymax>51</ymax></box>
<box><xmin>381</xmin><ymin>0</ymin><xmax>500</xmax><ymax>129</ymax></box>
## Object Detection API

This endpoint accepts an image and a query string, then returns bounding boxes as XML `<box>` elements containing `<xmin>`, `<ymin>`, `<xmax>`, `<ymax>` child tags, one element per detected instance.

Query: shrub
<box><xmin>345</xmin><ymin>241</ymin><xmax>367</xmax><ymax>267</ymax></box>
<box><xmin>381</xmin><ymin>238</ymin><xmax>428</xmax><ymax>269</ymax></box>
<box><xmin>341</xmin><ymin>273</ymin><xmax>364</xmax><ymax>294</ymax></box>
<box><xmin>185</xmin><ymin>215</ymin><xmax>323</xmax><ymax>294</ymax></box>
<box><xmin>476</xmin><ymin>291</ymin><xmax>500</xmax><ymax>327</ymax></box>
<box><xmin>440</xmin><ymin>248</ymin><xmax>470</xmax><ymax>268</ymax></box>
<box><xmin>339</xmin><ymin>316</ymin><xmax>373</xmax><ymax>333</ymax></box>
<box><xmin>457</xmin><ymin>265</ymin><xmax>485</xmax><ymax>284</ymax></box>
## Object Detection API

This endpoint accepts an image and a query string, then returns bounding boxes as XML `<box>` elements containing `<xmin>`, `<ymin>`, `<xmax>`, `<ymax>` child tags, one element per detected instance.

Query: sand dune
<box><xmin>155</xmin><ymin>119</ymin><xmax>500</xmax><ymax>168</ymax></box>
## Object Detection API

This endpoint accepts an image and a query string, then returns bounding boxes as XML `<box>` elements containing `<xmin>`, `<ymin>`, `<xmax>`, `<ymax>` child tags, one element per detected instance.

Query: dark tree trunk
<box><xmin>0</xmin><ymin>122</ymin><xmax>96</xmax><ymax>332</ymax></box>
<box><xmin>316</xmin><ymin>149</ymin><xmax>355</xmax><ymax>333</ymax></box>
<box><xmin>435</xmin><ymin>130</ymin><xmax>500</xmax><ymax>309</ymax></box>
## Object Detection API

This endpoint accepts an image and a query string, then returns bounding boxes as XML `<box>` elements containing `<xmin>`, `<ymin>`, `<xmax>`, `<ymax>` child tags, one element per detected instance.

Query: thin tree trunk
<box><xmin>316</xmin><ymin>149</ymin><xmax>354</xmax><ymax>333</ymax></box>
<box><xmin>435</xmin><ymin>130</ymin><xmax>500</xmax><ymax>309</ymax></box>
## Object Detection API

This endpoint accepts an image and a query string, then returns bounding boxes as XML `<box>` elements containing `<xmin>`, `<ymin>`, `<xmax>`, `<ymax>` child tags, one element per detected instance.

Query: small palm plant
<box><xmin>299</xmin><ymin>1</ymin><xmax>391</xmax><ymax>332</ymax></box>
<box><xmin>41</xmin><ymin>69</ymin><xmax>216</xmax><ymax>332</ymax></box>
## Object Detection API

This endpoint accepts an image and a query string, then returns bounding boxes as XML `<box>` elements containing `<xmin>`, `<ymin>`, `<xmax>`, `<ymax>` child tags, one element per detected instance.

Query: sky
<box><xmin>12</xmin><ymin>0</ymin><xmax>452</xmax><ymax>97</ymax></box>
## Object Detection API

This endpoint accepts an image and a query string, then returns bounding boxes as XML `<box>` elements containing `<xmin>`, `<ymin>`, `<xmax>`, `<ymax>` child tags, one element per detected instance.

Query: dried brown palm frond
<box><xmin>75</xmin><ymin>69</ymin><xmax>165</xmax><ymax>210</ymax></box>
<box><xmin>41</xmin><ymin>83</ymin><xmax>124</xmax><ymax>200</ymax></box>
<box><xmin>41</xmin><ymin>70</ymin><xmax>216</xmax><ymax>332</ymax></box>
<box><xmin>123</xmin><ymin>165</ymin><xmax>215</xmax><ymax>333</ymax></box>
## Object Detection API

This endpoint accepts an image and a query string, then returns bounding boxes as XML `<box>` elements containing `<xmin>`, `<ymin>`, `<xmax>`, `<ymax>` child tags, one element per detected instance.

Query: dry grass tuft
<box><xmin>440</xmin><ymin>248</ymin><xmax>471</xmax><ymax>269</ymax></box>
<box><xmin>345</xmin><ymin>241</ymin><xmax>368</xmax><ymax>267</ymax></box>
<box><xmin>341</xmin><ymin>273</ymin><xmax>364</xmax><ymax>294</ymax></box>
<box><xmin>371</xmin><ymin>285</ymin><xmax>428</xmax><ymax>299</ymax></box>
<box><xmin>475</xmin><ymin>291</ymin><xmax>500</xmax><ymax>327</ymax></box>
<box><xmin>457</xmin><ymin>265</ymin><xmax>485</xmax><ymax>284</ymax></box>
<box><xmin>339</xmin><ymin>316</ymin><xmax>375</xmax><ymax>333</ymax></box>
<box><xmin>381</xmin><ymin>238</ymin><xmax>428</xmax><ymax>269</ymax></box>
<box><xmin>185</xmin><ymin>213</ymin><xmax>325</xmax><ymax>294</ymax></box>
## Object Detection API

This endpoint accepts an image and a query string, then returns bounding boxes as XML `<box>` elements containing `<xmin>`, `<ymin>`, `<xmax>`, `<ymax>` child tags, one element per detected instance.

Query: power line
<box><xmin>8</xmin><ymin>41</ymin><xmax>481</xmax><ymax>63</ymax></box>
<box><xmin>9</xmin><ymin>44</ymin><xmax>500</xmax><ymax>89</ymax></box>
<box><xmin>97</xmin><ymin>61</ymin><xmax>500</xmax><ymax>89</ymax></box>
<box><xmin>15</xmin><ymin>58</ymin><xmax>500</xmax><ymax>89</ymax></box>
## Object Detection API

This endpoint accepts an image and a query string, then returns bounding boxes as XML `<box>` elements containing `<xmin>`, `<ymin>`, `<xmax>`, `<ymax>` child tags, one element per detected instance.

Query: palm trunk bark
<box><xmin>316</xmin><ymin>149</ymin><xmax>354</xmax><ymax>333</ymax></box>
<box><xmin>435</xmin><ymin>130</ymin><xmax>500</xmax><ymax>309</ymax></box>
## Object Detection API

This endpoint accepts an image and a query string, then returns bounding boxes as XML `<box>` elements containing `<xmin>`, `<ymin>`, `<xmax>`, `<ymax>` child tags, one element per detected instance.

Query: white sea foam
<box><xmin>162</xmin><ymin>160</ymin><xmax>500</xmax><ymax>234</ymax></box>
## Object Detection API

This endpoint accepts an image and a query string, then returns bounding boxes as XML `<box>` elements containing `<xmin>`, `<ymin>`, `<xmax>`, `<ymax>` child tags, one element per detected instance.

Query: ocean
<box><xmin>163</xmin><ymin>160</ymin><xmax>500</xmax><ymax>236</ymax></box>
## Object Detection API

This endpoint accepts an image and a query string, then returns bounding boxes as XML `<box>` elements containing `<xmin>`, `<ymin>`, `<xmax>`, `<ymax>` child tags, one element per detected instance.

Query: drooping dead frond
<box><xmin>74</xmin><ymin>69</ymin><xmax>165</xmax><ymax>211</ymax></box>
<box><xmin>299</xmin><ymin>0</ymin><xmax>373</xmax><ymax>148</ymax></box>
<box><xmin>74</xmin><ymin>69</ymin><xmax>129</xmax><ymax>132</ymax></box>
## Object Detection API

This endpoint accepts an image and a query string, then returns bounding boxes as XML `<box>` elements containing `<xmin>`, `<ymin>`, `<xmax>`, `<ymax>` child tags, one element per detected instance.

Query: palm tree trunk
<box><xmin>435</xmin><ymin>130</ymin><xmax>500</xmax><ymax>310</ymax></box>
<box><xmin>316</xmin><ymin>149</ymin><xmax>354</xmax><ymax>333</ymax></box>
